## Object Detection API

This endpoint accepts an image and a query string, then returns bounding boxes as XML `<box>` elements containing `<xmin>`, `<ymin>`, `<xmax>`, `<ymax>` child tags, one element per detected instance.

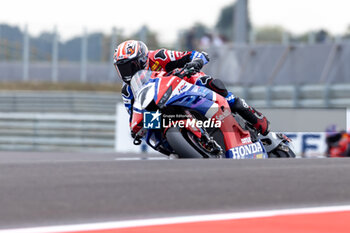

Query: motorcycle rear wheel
<box><xmin>269</xmin><ymin>147</ymin><xmax>296</xmax><ymax>158</ymax></box>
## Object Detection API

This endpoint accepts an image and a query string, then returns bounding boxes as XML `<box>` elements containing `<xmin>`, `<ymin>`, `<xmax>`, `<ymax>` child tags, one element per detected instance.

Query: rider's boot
<box><xmin>196</xmin><ymin>77</ymin><xmax>270</xmax><ymax>136</ymax></box>
<box><xmin>226</xmin><ymin>94</ymin><xmax>270</xmax><ymax>136</ymax></box>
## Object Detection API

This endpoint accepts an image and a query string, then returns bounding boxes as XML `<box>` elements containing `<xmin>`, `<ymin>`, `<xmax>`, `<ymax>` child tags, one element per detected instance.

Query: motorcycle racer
<box><xmin>113</xmin><ymin>40</ymin><xmax>270</xmax><ymax>136</ymax></box>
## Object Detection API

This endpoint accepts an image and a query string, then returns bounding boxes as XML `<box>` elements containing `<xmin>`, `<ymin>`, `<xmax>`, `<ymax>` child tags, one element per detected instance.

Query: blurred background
<box><xmin>0</xmin><ymin>0</ymin><xmax>350</xmax><ymax>156</ymax></box>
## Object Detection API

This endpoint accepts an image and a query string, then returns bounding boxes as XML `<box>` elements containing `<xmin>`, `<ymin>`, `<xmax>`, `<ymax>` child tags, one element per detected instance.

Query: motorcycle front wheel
<box><xmin>166</xmin><ymin>127</ymin><xmax>217</xmax><ymax>159</ymax></box>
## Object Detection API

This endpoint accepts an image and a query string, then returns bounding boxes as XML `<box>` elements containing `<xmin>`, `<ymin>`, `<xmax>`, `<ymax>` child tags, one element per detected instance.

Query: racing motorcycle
<box><xmin>326</xmin><ymin>130</ymin><xmax>350</xmax><ymax>157</ymax></box>
<box><xmin>129</xmin><ymin>67</ymin><xmax>295</xmax><ymax>159</ymax></box>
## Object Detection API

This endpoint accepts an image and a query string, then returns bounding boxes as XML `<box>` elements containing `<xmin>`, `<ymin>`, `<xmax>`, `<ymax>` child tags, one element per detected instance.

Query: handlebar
<box><xmin>171</xmin><ymin>66</ymin><xmax>198</xmax><ymax>79</ymax></box>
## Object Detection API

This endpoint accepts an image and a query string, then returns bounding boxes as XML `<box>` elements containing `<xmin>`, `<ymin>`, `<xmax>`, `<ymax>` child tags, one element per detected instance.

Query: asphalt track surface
<box><xmin>1</xmin><ymin>152</ymin><xmax>350</xmax><ymax>230</ymax></box>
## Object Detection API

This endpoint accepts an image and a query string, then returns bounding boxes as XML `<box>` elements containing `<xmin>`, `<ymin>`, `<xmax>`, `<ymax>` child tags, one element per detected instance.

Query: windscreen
<box><xmin>130</xmin><ymin>70</ymin><xmax>153</xmax><ymax>96</ymax></box>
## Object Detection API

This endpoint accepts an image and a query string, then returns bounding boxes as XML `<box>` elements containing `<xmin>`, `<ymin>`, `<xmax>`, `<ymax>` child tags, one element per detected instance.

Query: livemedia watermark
<box><xmin>143</xmin><ymin>110</ymin><xmax>222</xmax><ymax>129</ymax></box>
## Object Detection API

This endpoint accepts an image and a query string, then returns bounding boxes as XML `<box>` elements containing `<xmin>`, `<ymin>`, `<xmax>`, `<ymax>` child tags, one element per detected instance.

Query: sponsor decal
<box><xmin>178</xmin><ymin>83</ymin><xmax>186</xmax><ymax>91</ymax></box>
<box><xmin>228</xmin><ymin>142</ymin><xmax>265</xmax><ymax>159</ymax></box>
<box><xmin>170</xmin><ymin>81</ymin><xmax>192</xmax><ymax>96</ymax></box>
<box><xmin>177</xmin><ymin>82</ymin><xmax>188</xmax><ymax>93</ymax></box>
<box><xmin>226</xmin><ymin>94</ymin><xmax>235</xmax><ymax>102</ymax></box>
<box><xmin>126</xmin><ymin>43</ymin><xmax>136</xmax><ymax>55</ymax></box>
<box><xmin>151</xmin><ymin>61</ymin><xmax>161</xmax><ymax>71</ymax></box>
<box><xmin>241</xmin><ymin>98</ymin><xmax>249</xmax><ymax>108</ymax></box>
<box><xmin>241</xmin><ymin>137</ymin><xmax>252</xmax><ymax>144</ymax></box>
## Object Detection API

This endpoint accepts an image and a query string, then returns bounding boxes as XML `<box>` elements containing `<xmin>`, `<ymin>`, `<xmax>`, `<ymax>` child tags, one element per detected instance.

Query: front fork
<box><xmin>198</xmin><ymin>128</ymin><xmax>223</xmax><ymax>156</ymax></box>
<box><xmin>183</xmin><ymin>111</ymin><xmax>223</xmax><ymax>156</ymax></box>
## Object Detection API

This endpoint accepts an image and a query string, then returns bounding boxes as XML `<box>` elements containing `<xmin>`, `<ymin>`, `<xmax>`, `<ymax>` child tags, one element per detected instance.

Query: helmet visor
<box><xmin>115</xmin><ymin>59</ymin><xmax>141</xmax><ymax>82</ymax></box>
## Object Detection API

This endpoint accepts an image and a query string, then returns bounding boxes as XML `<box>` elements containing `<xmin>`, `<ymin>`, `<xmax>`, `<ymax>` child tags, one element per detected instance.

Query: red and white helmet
<box><xmin>113</xmin><ymin>40</ymin><xmax>149</xmax><ymax>84</ymax></box>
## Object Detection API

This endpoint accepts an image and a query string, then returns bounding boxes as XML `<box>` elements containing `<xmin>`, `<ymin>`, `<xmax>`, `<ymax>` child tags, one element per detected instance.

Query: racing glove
<box><xmin>131</xmin><ymin>130</ymin><xmax>137</xmax><ymax>139</ymax></box>
<box><xmin>191</xmin><ymin>51</ymin><xmax>210</xmax><ymax>64</ymax></box>
<box><xmin>201</xmin><ymin>51</ymin><xmax>210</xmax><ymax>64</ymax></box>
<box><xmin>185</xmin><ymin>58</ymin><xmax>204</xmax><ymax>71</ymax></box>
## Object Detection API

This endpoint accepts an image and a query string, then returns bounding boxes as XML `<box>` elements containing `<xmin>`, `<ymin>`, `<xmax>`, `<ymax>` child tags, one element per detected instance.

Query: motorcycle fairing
<box><xmin>165</xmin><ymin>84</ymin><xmax>215</xmax><ymax>116</ymax></box>
<box><xmin>130</xmin><ymin>70</ymin><xmax>270</xmax><ymax>159</ymax></box>
<box><xmin>135</xmin><ymin>82</ymin><xmax>156</xmax><ymax>109</ymax></box>
<box><xmin>154</xmin><ymin>75</ymin><xmax>183</xmax><ymax>103</ymax></box>
<box><xmin>130</xmin><ymin>110</ymin><xmax>143</xmax><ymax>134</ymax></box>
<box><xmin>145</xmin><ymin>129</ymin><xmax>173</xmax><ymax>154</ymax></box>
<box><xmin>226</xmin><ymin>141</ymin><xmax>268</xmax><ymax>159</ymax></box>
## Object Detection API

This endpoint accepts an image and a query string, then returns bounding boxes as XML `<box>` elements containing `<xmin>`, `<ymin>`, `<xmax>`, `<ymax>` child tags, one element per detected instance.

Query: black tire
<box><xmin>269</xmin><ymin>148</ymin><xmax>296</xmax><ymax>158</ymax></box>
<box><xmin>166</xmin><ymin>127</ymin><xmax>209</xmax><ymax>159</ymax></box>
<box><xmin>345</xmin><ymin>144</ymin><xmax>350</xmax><ymax>157</ymax></box>
<box><xmin>268</xmin><ymin>152</ymin><xmax>278</xmax><ymax>158</ymax></box>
